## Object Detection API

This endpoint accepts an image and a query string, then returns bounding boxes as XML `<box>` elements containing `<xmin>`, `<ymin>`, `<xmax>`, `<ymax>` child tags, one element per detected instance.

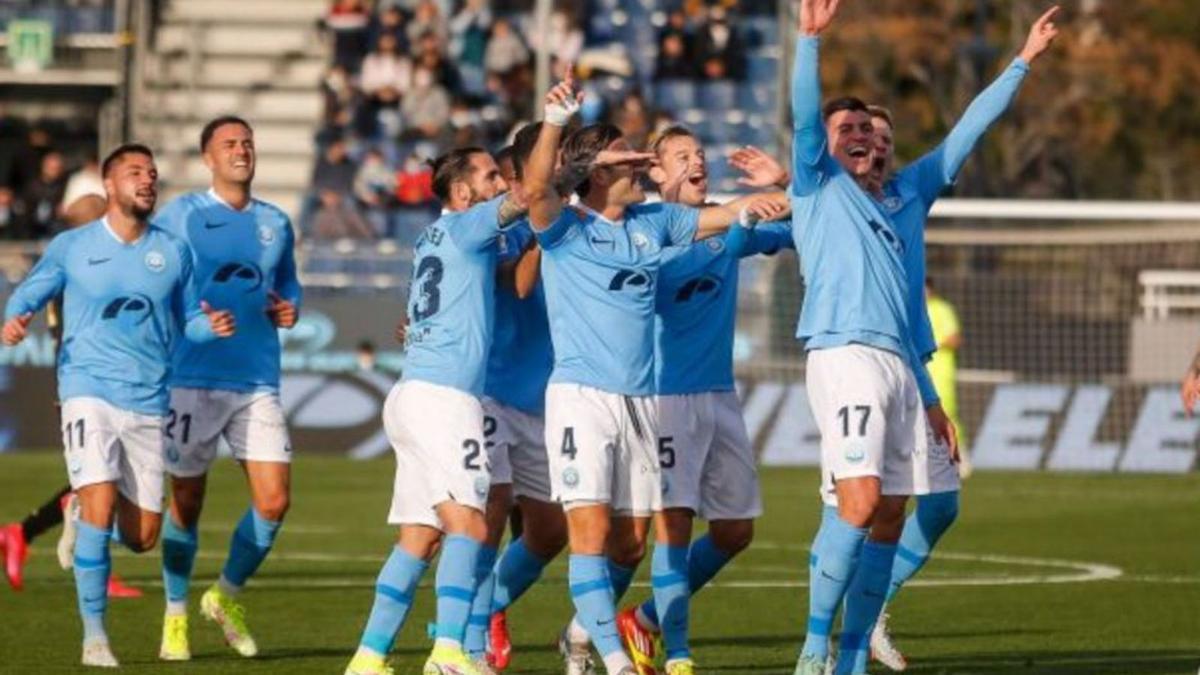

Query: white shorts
<box><xmin>60</xmin><ymin>397</ymin><xmax>165</xmax><ymax>513</ymax></box>
<box><xmin>658</xmin><ymin>392</ymin><xmax>763</xmax><ymax>520</ymax></box>
<box><xmin>165</xmin><ymin>388</ymin><xmax>292</xmax><ymax>478</ymax></box>
<box><xmin>807</xmin><ymin>345</ymin><xmax>949</xmax><ymax>506</ymax></box>
<box><xmin>482</xmin><ymin>397</ymin><xmax>553</xmax><ymax>503</ymax></box>
<box><xmin>544</xmin><ymin>383</ymin><xmax>662</xmax><ymax>516</ymax></box>
<box><xmin>383</xmin><ymin>380</ymin><xmax>490</xmax><ymax>529</ymax></box>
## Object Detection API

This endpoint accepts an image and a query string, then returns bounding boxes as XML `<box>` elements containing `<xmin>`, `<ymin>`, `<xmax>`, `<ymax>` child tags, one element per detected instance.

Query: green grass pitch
<box><xmin>1</xmin><ymin>453</ymin><xmax>1198</xmax><ymax>673</ymax></box>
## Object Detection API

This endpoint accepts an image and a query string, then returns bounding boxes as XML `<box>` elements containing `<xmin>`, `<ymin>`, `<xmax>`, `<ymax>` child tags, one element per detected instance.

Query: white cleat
<box><xmin>472</xmin><ymin>657</ymin><xmax>498</xmax><ymax>675</ymax></box>
<box><xmin>58</xmin><ymin>492</ymin><xmax>80</xmax><ymax>570</ymax></box>
<box><xmin>81</xmin><ymin>639</ymin><xmax>119</xmax><ymax>668</ymax></box>
<box><xmin>870</xmin><ymin>612</ymin><xmax>908</xmax><ymax>671</ymax></box>
<box><xmin>558</xmin><ymin>627</ymin><xmax>596</xmax><ymax>675</ymax></box>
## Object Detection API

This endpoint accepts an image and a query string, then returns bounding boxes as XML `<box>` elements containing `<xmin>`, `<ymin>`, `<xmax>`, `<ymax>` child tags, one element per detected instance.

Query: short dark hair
<box><xmin>101</xmin><ymin>143</ymin><xmax>154</xmax><ymax>178</ymax></box>
<box><xmin>495</xmin><ymin>144</ymin><xmax>514</xmax><ymax>171</ymax></box>
<box><xmin>199</xmin><ymin>115</ymin><xmax>252</xmax><ymax>153</ymax></box>
<box><xmin>867</xmin><ymin>104</ymin><xmax>894</xmax><ymax>128</ymax></box>
<box><xmin>431</xmin><ymin>146</ymin><xmax>488</xmax><ymax>202</ymax></box>
<box><xmin>561</xmin><ymin>123</ymin><xmax>623</xmax><ymax>198</ymax></box>
<box><xmin>651</xmin><ymin>125</ymin><xmax>698</xmax><ymax>157</ymax></box>
<box><xmin>511</xmin><ymin>122</ymin><xmax>542</xmax><ymax>181</ymax></box>
<box><xmin>822</xmin><ymin>96</ymin><xmax>869</xmax><ymax>122</ymax></box>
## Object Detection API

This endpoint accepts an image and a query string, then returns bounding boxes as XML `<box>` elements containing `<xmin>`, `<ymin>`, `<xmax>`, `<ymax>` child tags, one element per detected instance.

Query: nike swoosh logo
<box><xmin>597</xmin><ymin>618</ymin><xmax>615</xmax><ymax>626</ymax></box>
<box><xmin>590</xmin><ymin>237</ymin><xmax>614</xmax><ymax>245</ymax></box>
<box><xmin>204</xmin><ymin>221</ymin><xmax>229</xmax><ymax>229</ymax></box>
<box><xmin>87</xmin><ymin>257</ymin><xmax>111</xmax><ymax>265</ymax></box>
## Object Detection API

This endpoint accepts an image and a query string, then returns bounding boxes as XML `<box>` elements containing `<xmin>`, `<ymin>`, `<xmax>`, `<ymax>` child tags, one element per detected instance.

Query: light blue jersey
<box><xmin>883</xmin><ymin>58</ymin><xmax>1029</xmax><ymax>360</ymax></box>
<box><xmin>403</xmin><ymin>196</ymin><xmax>509</xmax><ymax>396</ymax></box>
<box><xmin>154</xmin><ymin>190</ymin><xmax>301</xmax><ymax>393</ymax></box>
<box><xmin>485</xmin><ymin>221</ymin><xmax>553</xmax><ymax>415</ymax></box>
<box><xmin>656</xmin><ymin>220</ymin><xmax>793</xmax><ymax>395</ymax></box>
<box><xmin>4</xmin><ymin>219</ymin><xmax>214</xmax><ymax>415</ymax></box>
<box><xmin>790</xmin><ymin>36</ymin><xmax>936</xmax><ymax>404</ymax></box>
<box><xmin>537</xmin><ymin>203</ymin><xmax>699</xmax><ymax>396</ymax></box>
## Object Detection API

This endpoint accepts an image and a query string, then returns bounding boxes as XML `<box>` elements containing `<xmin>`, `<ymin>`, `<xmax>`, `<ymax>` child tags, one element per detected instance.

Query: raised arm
<box><xmin>526</xmin><ymin>71</ymin><xmax>581</xmax><ymax>232</ymax></box>
<box><xmin>696</xmin><ymin>192</ymin><xmax>790</xmax><ymax>240</ymax></box>
<box><xmin>909</xmin><ymin>6</ymin><xmax>1059</xmax><ymax>201</ymax></box>
<box><xmin>791</xmin><ymin>0</ymin><xmax>842</xmax><ymax>196</ymax></box>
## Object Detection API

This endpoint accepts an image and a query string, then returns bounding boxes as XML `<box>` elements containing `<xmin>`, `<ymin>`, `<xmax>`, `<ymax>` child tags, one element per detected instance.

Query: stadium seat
<box><xmin>655</xmin><ymin>79</ymin><xmax>697</xmax><ymax>114</ymax></box>
<box><xmin>699</xmin><ymin>81</ymin><xmax>738</xmax><ymax>112</ymax></box>
<box><xmin>747</xmin><ymin>54</ymin><xmax>779</xmax><ymax>84</ymax></box>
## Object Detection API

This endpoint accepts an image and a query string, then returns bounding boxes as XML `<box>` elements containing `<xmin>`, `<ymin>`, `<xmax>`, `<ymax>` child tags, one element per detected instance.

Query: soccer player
<box><xmin>344</xmin><ymin>147</ymin><xmax>526</xmax><ymax>675</ymax></box>
<box><xmin>460</xmin><ymin>124</ymin><xmax>568</xmax><ymax>674</ymax></box>
<box><xmin>785</xmin><ymin>2</ymin><xmax>956</xmax><ymax>673</ymax></box>
<box><xmin>614</xmin><ymin>126</ymin><xmax>794</xmax><ymax>674</ymax></box>
<box><xmin>150</xmin><ymin>116</ymin><xmax>301</xmax><ymax>662</ymax></box>
<box><xmin>857</xmin><ymin>9</ymin><xmax>1059</xmax><ymax>670</ymax></box>
<box><xmin>1</xmin><ymin>144</ymin><xmax>235</xmax><ymax>667</ymax></box>
<box><xmin>524</xmin><ymin>71</ymin><xmax>787</xmax><ymax>675</ymax></box>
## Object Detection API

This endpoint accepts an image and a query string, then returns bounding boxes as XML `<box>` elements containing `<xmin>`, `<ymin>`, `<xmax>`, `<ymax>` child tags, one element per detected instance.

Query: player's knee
<box><xmin>607</xmin><ymin>535</ymin><xmax>647</xmax><ymax>568</ymax></box>
<box><xmin>525</xmin><ymin>514</ymin><xmax>568</xmax><ymax>559</ymax></box>
<box><xmin>710</xmin><ymin>520</ymin><xmax>754</xmax><ymax>556</ymax></box>
<box><xmin>254</xmin><ymin>491</ymin><xmax>290</xmax><ymax>522</ymax></box>
<box><xmin>124</xmin><ymin>524</ymin><xmax>160</xmax><ymax>553</ymax></box>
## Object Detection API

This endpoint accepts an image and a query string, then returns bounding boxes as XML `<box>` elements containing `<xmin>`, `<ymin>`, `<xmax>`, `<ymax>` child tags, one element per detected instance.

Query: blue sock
<box><xmin>161</xmin><ymin>516</ymin><xmax>198</xmax><ymax>611</ymax></box>
<box><xmin>491</xmin><ymin>537</ymin><xmax>550</xmax><ymax>613</ymax></box>
<box><xmin>435</xmin><ymin>534</ymin><xmax>483</xmax><ymax>647</ymax></box>
<box><xmin>887</xmin><ymin>491</ymin><xmax>959</xmax><ymax>602</ymax></box>
<box><xmin>73</xmin><ymin>522</ymin><xmax>111</xmax><ymax>643</ymax></box>
<box><xmin>221</xmin><ymin>507</ymin><xmax>281</xmax><ymax>590</ymax></box>
<box><xmin>463</xmin><ymin>545</ymin><xmax>498</xmax><ymax>658</ymax></box>
<box><xmin>640</xmin><ymin>534</ymin><xmax>734</xmax><ymax>628</ymax></box>
<box><xmin>608</xmin><ymin>560</ymin><xmax>636</xmax><ymax>602</ymax></box>
<box><xmin>800</xmin><ymin>514</ymin><xmax>866</xmax><ymax>660</ymax></box>
<box><xmin>359</xmin><ymin>545</ymin><xmax>428</xmax><ymax>656</ymax></box>
<box><xmin>651</xmin><ymin>544</ymin><xmax>691</xmax><ymax>661</ymax></box>
<box><xmin>838</xmin><ymin>541</ymin><xmax>898</xmax><ymax>675</ymax></box>
<box><xmin>569</xmin><ymin>554</ymin><xmax>624</xmax><ymax>658</ymax></box>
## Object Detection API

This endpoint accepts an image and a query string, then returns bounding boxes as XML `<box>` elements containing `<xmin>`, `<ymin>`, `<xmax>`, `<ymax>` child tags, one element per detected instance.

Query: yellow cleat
<box><xmin>345</xmin><ymin>648</ymin><xmax>394</xmax><ymax>675</ymax></box>
<box><xmin>159</xmin><ymin>613</ymin><xmax>191</xmax><ymax>661</ymax></box>
<box><xmin>200</xmin><ymin>585</ymin><xmax>258</xmax><ymax>657</ymax></box>
<box><xmin>423</xmin><ymin>644</ymin><xmax>484</xmax><ymax>675</ymax></box>
<box><xmin>665</xmin><ymin>658</ymin><xmax>696</xmax><ymax>675</ymax></box>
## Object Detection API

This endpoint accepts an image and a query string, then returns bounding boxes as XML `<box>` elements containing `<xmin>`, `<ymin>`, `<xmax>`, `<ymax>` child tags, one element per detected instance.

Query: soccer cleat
<box><xmin>57</xmin><ymin>492</ymin><xmax>80</xmax><ymax>570</ymax></box>
<box><xmin>793</xmin><ymin>654</ymin><xmax>827</xmax><ymax>675</ymax></box>
<box><xmin>345</xmin><ymin>648</ymin><xmax>394</xmax><ymax>675</ymax></box>
<box><xmin>665</xmin><ymin>658</ymin><xmax>696</xmax><ymax>675</ymax></box>
<box><xmin>107</xmin><ymin>574</ymin><xmax>142</xmax><ymax>599</ymax></box>
<box><xmin>616</xmin><ymin>607</ymin><xmax>657</xmax><ymax>675</ymax></box>
<box><xmin>423</xmin><ymin>644</ymin><xmax>484</xmax><ymax>674</ymax></box>
<box><xmin>2</xmin><ymin>522</ymin><xmax>28</xmax><ymax>591</ymax></box>
<box><xmin>159</xmin><ymin>613</ymin><xmax>190</xmax><ymax>661</ymax></box>
<box><xmin>200</xmin><ymin>585</ymin><xmax>258</xmax><ymax>657</ymax></box>
<box><xmin>871</xmin><ymin>612</ymin><xmax>908</xmax><ymax>671</ymax></box>
<box><xmin>558</xmin><ymin>627</ymin><xmax>596</xmax><ymax>675</ymax></box>
<box><xmin>473</xmin><ymin>657</ymin><xmax>499</xmax><ymax>675</ymax></box>
<box><xmin>486</xmin><ymin>610</ymin><xmax>511</xmax><ymax>670</ymax></box>
<box><xmin>81</xmin><ymin>639</ymin><xmax>119</xmax><ymax>668</ymax></box>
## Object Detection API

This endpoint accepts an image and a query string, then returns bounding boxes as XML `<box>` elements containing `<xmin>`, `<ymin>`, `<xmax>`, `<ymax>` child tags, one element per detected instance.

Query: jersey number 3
<box><xmin>412</xmin><ymin>256</ymin><xmax>444</xmax><ymax>321</ymax></box>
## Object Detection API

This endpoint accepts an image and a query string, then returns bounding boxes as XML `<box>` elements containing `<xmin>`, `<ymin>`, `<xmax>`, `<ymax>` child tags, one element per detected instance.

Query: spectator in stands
<box><xmin>484</xmin><ymin>17</ymin><xmax>529</xmax><ymax>78</ymax></box>
<box><xmin>406</xmin><ymin>0</ymin><xmax>448</xmax><ymax>49</ymax></box>
<box><xmin>413</xmin><ymin>30</ymin><xmax>462</xmax><ymax>95</ymax></box>
<box><xmin>449</xmin><ymin>0</ymin><xmax>491</xmax><ymax>96</ymax></box>
<box><xmin>0</xmin><ymin>187</ymin><xmax>17</xmax><ymax>238</ymax></box>
<box><xmin>656</xmin><ymin>10</ymin><xmax>695</xmax><ymax>80</ymax></box>
<box><xmin>370</xmin><ymin>4</ymin><xmax>410</xmax><ymax>55</ymax></box>
<box><xmin>394</xmin><ymin>153</ymin><xmax>434</xmax><ymax>207</ymax></box>
<box><xmin>20</xmin><ymin>150</ymin><xmax>67</xmax><ymax>238</ymax></box>
<box><xmin>313</xmin><ymin>188</ymin><xmax>375</xmax><ymax>240</ymax></box>
<box><xmin>61</xmin><ymin>152</ymin><xmax>103</xmax><ymax>208</ymax></box>
<box><xmin>546</xmin><ymin>9</ymin><xmax>583</xmax><ymax>79</ymax></box>
<box><xmin>399</xmin><ymin>65</ymin><xmax>451</xmax><ymax>144</ymax></box>
<box><xmin>324</xmin><ymin>0</ymin><xmax>372</xmax><ymax>74</ymax></box>
<box><xmin>694</xmin><ymin>5</ymin><xmax>746</xmax><ymax>80</ymax></box>
<box><xmin>613</xmin><ymin>93</ymin><xmax>653</xmax><ymax>151</ymax></box>
<box><xmin>354</xmin><ymin>148</ymin><xmax>397</xmax><ymax>236</ymax></box>
<box><xmin>5</xmin><ymin>127</ymin><xmax>53</xmax><ymax>193</ymax></box>
<box><xmin>360</xmin><ymin>32</ymin><xmax>413</xmax><ymax>140</ymax></box>
<box><xmin>311</xmin><ymin>137</ymin><xmax>358</xmax><ymax>202</ymax></box>
<box><xmin>320</xmin><ymin>65</ymin><xmax>361</xmax><ymax>140</ymax></box>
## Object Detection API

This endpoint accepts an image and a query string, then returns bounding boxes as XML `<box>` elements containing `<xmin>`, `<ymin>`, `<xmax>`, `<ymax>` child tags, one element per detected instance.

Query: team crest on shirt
<box><xmin>144</xmin><ymin>250</ymin><xmax>166</xmax><ymax>273</ymax></box>
<box><xmin>631</xmin><ymin>232</ymin><xmax>650</xmax><ymax>249</ymax></box>
<box><xmin>706</xmin><ymin>238</ymin><xmax>725</xmax><ymax>253</ymax></box>
<box><xmin>165</xmin><ymin>443</ymin><xmax>180</xmax><ymax>464</ymax></box>
<box><xmin>844</xmin><ymin>442</ymin><xmax>867</xmax><ymax>465</ymax></box>
<box><xmin>883</xmin><ymin>195</ymin><xmax>903</xmax><ymax>213</ymax></box>
<box><xmin>562</xmin><ymin>466</ymin><xmax>580</xmax><ymax>488</ymax></box>
<box><xmin>257</xmin><ymin>224</ymin><xmax>276</xmax><ymax>246</ymax></box>
<box><xmin>474</xmin><ymin>475</ymin><xmax>489</xmax><ymax>497</ymax></box>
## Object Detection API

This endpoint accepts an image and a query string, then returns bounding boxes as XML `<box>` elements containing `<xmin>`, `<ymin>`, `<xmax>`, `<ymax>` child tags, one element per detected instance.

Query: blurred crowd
<box><xmin>0</xmin><ymin>125</ymin><xmax>104</xmax><ymax>241</ymax></box>
<box><xmin>306</xmin><ymin>0</ymin><xmax>777</xmax><ymax>244</ymax></box>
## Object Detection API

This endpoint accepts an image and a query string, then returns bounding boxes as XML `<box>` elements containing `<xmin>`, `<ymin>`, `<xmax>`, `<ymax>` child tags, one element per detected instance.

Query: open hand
<box><xmin>730</xmin><ymin>146</ymin><xmax>789</xmax><ymax>189</ymax></box>
<box><xmin>800</xmin><ymin>0</ymin><xmax>843</xmax><ymax>36</ymax></box>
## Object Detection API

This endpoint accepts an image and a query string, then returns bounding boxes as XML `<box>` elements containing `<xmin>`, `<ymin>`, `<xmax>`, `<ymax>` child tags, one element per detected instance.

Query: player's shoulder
<box><xmin>45</xmin><ymin>219</ymin><xmax>96</xmax><ymax>255</ymax></box>
<box><xmin>250</xmin><ymin>197</ymin><xmax>293</xmax><ymax>229</ymax></box>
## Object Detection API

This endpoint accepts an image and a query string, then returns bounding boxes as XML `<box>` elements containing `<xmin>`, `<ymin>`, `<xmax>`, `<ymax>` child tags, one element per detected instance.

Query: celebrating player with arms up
<box><xmin>150</xmin><ymin>116</ymin><xmax>302</xmax><ymax>662</ymax></box>
<box><xmin>2</xmin><ymin>144</ymin><xmax>234</xmax><ymax>668</ymax></box>
<box><xmin>345</xmin><ymin>147</ymin><xmax>525</xmax><ymax>675</ymax></box>
<box><xmin>524</xmin><ymin>70</ymin><xmax>787</xmax><ymax>675</ymax></box>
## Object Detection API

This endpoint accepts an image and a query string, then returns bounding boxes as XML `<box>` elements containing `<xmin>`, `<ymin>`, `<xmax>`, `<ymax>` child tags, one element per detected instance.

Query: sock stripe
<box><xmin>569</xmin><ymin>577</ymin><xmax>610</xmax><ymax>597</ymax></box>
<box><xmin>895</xmin><ymin>545</ymin><xmax>924</xmax><ymax>566</ymax></box>
<box><xmin>650</xmin><ymin>572</ymin><xmax>688</xmax><ymax>588</ymax></box>
<box><xmin>435</xmin><ymin>585</ymin><xmax>474</xmax><ymax>602</ymax></box>
<box><xmin>376</xmin><ymin>583</ymin><xmax>415</xmax><ymax>605</ymax></box>
<box><xmin>807</xmin><ymin>614</ymin><xmax>833</xmax><ymax>636</ymax></box>
<box><xmin>74</xmin><ymin>555</ymin><xmax>108</xmax><ymax>569</ymax></box>
<box><xmin>468</xmin><ymin>614</ymin><xmax>490</xmax><ymax>627</ymax></box>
